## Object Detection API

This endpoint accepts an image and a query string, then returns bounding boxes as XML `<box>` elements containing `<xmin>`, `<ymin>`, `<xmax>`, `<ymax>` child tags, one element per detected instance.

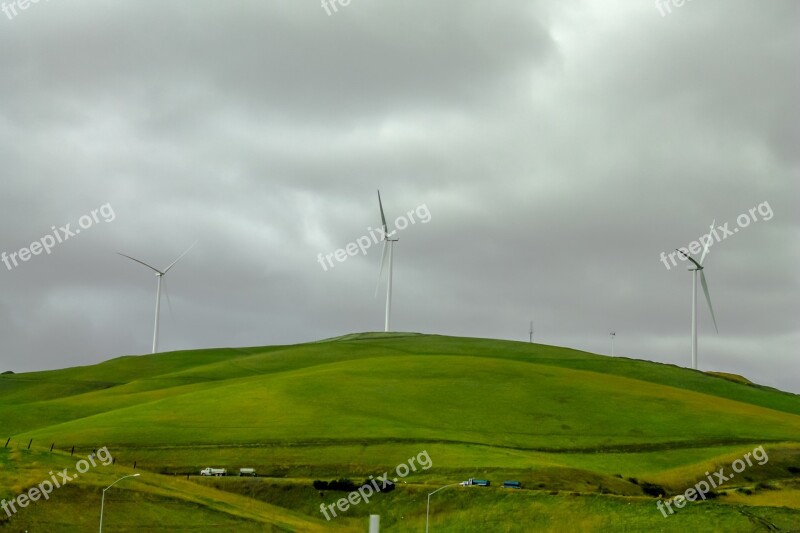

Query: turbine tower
<box><xmin>375</xmin><ymin>190</ymin><xmax>398</xmax><ymax>332</ymax></box>
<box><xmin>676</xmin><ymin>221</ymin><xmax>719</xmax><ymax>370</ymax></box>
<box><xmin>118</xmin><ymin>242</ymin><xmax>196</xmax><ymax>353</ymax></box>
<box><xmin>529</xmin><ymin>321</ymin><xmax>534</xmax><ymax>343</ymax></box>
<box><xmin>610</xmin><ymin>331</ymin><xmax>615</xmax><ymax>356</ymax></box>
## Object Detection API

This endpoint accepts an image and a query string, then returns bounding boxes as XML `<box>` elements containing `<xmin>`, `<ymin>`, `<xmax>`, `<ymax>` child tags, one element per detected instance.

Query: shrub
<box><xmin>639</xmin><ymin>482</ymin><xmax>665</xmax><ymax>498</ymax></box>
<box><xmin>364</xmin><ymin>478</ymin><xmax>395</xmax><ymax>492</ymax></box>
<box><xmin>329</xmin><ymin>478</ymin><xmax>358</xmax><ymax>492</ymax></box>
<box><xmin>312</xmin><ymin>478</ymin><xmax>358</xmax><ymax>492</ymax></box>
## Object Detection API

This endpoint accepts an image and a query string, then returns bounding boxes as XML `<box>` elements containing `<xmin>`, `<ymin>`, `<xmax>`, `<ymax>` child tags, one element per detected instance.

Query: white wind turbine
<box><xmin>676</xmin><ymin>221</ymin><xmax>718</xmax><ymax>370</ymax></box>
<box><xmin>375</xmin><ymin>190</ymin><xmax>398</xmax><ymax>332</ymax></box>
<box><xmin>118</xmin><ymin>242</ymin><xmax>196</xmax><ymax>353</ymax></box>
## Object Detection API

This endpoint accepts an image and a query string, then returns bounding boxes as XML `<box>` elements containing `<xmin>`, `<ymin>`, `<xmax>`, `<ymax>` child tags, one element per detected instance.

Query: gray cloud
<box><xmin>1</xmin><ymin>0</ymin><xmax>797</xmax><ymax>393</ymax></box>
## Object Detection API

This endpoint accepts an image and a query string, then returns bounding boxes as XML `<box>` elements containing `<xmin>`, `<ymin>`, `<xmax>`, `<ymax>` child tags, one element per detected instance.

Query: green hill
<box><xmin>1</xmin><ymin>333</ymin><xmax>799</xmax><ymax>531</ymax></box>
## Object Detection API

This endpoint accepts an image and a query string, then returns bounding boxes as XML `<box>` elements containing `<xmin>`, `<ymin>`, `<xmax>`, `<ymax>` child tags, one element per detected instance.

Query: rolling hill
<box><xmin>1</xmin><ymin>333</ymin><xmax>799</xmax><ymax>531</ymax></box>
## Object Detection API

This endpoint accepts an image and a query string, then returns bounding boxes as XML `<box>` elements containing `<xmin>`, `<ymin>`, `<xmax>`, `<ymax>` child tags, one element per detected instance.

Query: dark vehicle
<box><xmin>502</xmin><ymin>480</ymin><xmax>522</xmax><ymax>489</ymax></box>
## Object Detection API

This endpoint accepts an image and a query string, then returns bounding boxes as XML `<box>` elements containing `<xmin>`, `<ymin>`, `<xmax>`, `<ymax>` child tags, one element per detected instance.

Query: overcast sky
<box><xmin>1</xmin><ymin>1</ymin><xmax>798</xmax><ymax>393</ymax></box>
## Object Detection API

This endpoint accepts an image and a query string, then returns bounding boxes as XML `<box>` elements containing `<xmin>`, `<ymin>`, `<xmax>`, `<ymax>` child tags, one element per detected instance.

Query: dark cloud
<box><xmin>0</xmin><ymin>1</ymin><xmax>797</xmax><ymax>393</ymax></box>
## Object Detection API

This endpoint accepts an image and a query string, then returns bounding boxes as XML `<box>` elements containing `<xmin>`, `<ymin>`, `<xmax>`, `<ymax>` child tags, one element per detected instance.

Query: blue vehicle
<box><xmin>503</xmin><ymin>480</ymin><xmax>522</xmax><ymax>489</ymax></box>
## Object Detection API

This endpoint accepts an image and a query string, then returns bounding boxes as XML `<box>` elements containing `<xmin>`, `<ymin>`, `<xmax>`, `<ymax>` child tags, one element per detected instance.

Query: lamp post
<box><xmin>99</xmin><ymin>473</ymin><xmax>139</xmax><ymax>532</ymax></box>
<box><xmin>426</xmin><ymin>483</ymin><xmax>460</xmax><ymax>533</ymax></box>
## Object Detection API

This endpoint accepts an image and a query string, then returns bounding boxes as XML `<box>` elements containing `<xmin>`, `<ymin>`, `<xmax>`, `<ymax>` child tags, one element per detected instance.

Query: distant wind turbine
<box><xmin>375</xmin><ymin>190</ymin><xmax>398</xmax><ymax>332</ymax></box>
<box><xmin>610</xmin><ymin>331</ymin><xmax>615</xmax><ymax>356</ymax></box>
<box><xmin>118</xmin><ymin>242</ymin><xmax>196</xmax><ymax>353</ymax></box>
<box><xmin>676</xmin><ymin>221</ymin><xmax>719</xmax><ymax>370</ymax></box>
<box><xmin>529</xmin><ymin>321</ymin><xmax>534</xmax><ymax>343</ymax></box>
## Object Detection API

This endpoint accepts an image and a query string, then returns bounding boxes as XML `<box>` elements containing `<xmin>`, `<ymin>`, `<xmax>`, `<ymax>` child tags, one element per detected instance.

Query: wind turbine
<box><xmin>676</xmin><ymin>221</ymin><xmax>718</xmax><ymax>370</ymax></box>
<box><xmin>529</xmin><ymin>321</ymin><xmax>534</xmax><ymax>343</ymax></box>
<box><xmin>118</xmin><ymin>242</ymin><xmax>196</xmax><ymax>353</ymax></box>
<box><xmin>610</xmin><ymin>331</ymin><xmax>615</xmax><ymax>356</ymax></box>
<box><xmin>375</xmin><ymin>190</ymin><xmax>398</xmax><ymax>332</ymax></box>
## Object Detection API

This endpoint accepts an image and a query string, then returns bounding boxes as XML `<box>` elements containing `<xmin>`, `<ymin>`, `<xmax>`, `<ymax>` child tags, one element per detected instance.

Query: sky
<box><xmin>1</xmin><ymin>1</ymin><xmax>798</xmax><ymax>393</ymax></box>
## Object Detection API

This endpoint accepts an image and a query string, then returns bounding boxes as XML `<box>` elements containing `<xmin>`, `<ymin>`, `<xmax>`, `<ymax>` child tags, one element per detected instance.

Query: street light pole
<box><xmin>99</xmin><ymin>473</ymin><xmax>140</xmax><ymax>533</ymax></box>
<box><xmin>426</xmin><ymin>483</ymin><xmax>460</xmax><ymax>533</ymax></box>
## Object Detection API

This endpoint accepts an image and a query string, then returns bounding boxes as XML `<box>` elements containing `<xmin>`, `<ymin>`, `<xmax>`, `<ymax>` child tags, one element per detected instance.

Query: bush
<box><xmin>639</xmin><ymin>482</ymin><xmax>665</xmax><ymax>498</ymax></box>
<box><xmin>313</xmin><ymin>477</ymin><xmax>395</xmax><ymax>493</ymax></box>
<box><xmin>330</xmin><ymin>478</ymin><xmax>358</xmax><ymax>491</ymax></box>
<box><xmin>627</xmin><ymin>477</ymin><xmax>638</xmax><ymax>485</ymax></box>
<box><xmin>312</xmin><ymin>478</ymin><xmax>358</xmax><ymax>492</ymax></box>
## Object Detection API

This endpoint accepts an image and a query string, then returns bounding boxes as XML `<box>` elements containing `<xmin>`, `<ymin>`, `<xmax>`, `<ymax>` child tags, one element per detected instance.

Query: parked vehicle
<box><xmin>502</xmin><ymin>480</ymin><xmax>522</xmax><ymax>489</ymax></box>
<box><xmin>200</xmin><ymin>467</ymin><xmax>227</xmax><ymax>476</ymax></box>
<box><xmin>239</xmin><ymin>468</ymin><xmax>257</xmax><ymax>477</ymax></box>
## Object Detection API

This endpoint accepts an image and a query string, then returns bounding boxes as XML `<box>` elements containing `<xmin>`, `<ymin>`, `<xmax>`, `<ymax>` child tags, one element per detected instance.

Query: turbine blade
<box><xmin>699</xmin><ymin>219</ymin><xmax>715</xmax><ymax>266</ymax></box>
<box><xmin>377</xmin><ymin>190</ymin><xmax>388</xmax><ymax>234</ymax></box>
<box><xmin>675</xmin><ymin>249</ymin><xmax>702</xmax><ymax>270</ymax></box>
<box><xmin>375</xmin><ymin>241</ymin><xmax>388</xmax><ymax>297</ymax></box>
<box><xmin>699</xmin><ymin>270</ymin><xmax>719</xmax><ymax>333</ymax></box>
<box><xmin>162</xmin><ymin>276</ymin><xmax>174</xmax><ymax>318</ymax></box>
<box><xmin>163</xmin><ymin>241</ymin><xmax>197</xmax><ymax>274</ymax></box>
<box><xmin>117</xmin><ymin>253</ymin><xmax>163</xmax><ymax>275</ymax></box>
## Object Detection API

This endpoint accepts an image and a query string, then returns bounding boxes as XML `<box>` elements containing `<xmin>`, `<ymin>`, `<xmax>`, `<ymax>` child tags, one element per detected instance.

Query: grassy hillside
<box><xmin>1</xmin><ymin>332</ymin><xmax>799</xmax><ymax>531</ymax></box>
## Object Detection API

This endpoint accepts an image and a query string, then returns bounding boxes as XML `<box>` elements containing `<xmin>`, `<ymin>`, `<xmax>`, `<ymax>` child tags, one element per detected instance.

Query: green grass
<box><xmin>1</xmin><ymin>332</ymin><xmax>799</xmax><ymax>531</ymax></box>
<box><xmin>0</xmin><ymin>447</ymin><xmax>347</xmax><ymax>532</ymax></box>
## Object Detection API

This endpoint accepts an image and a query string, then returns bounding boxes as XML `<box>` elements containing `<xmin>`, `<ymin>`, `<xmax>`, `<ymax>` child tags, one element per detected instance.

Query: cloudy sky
<box><xmin>1</xmin><ymin>1</ymin><xmax>797</xmax><ymax>393</ymax></box>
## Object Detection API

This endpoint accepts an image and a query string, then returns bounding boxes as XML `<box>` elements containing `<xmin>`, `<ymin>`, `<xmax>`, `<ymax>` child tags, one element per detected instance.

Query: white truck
<box><xmin>239</xmin><ymin>468</ymin><xmax>257</xmax><ymax>477</ymax></box>
<box><xmin>200</xmin><ymin>467</ymin><xmax>227</xmax><ymax>476</ymax></box>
